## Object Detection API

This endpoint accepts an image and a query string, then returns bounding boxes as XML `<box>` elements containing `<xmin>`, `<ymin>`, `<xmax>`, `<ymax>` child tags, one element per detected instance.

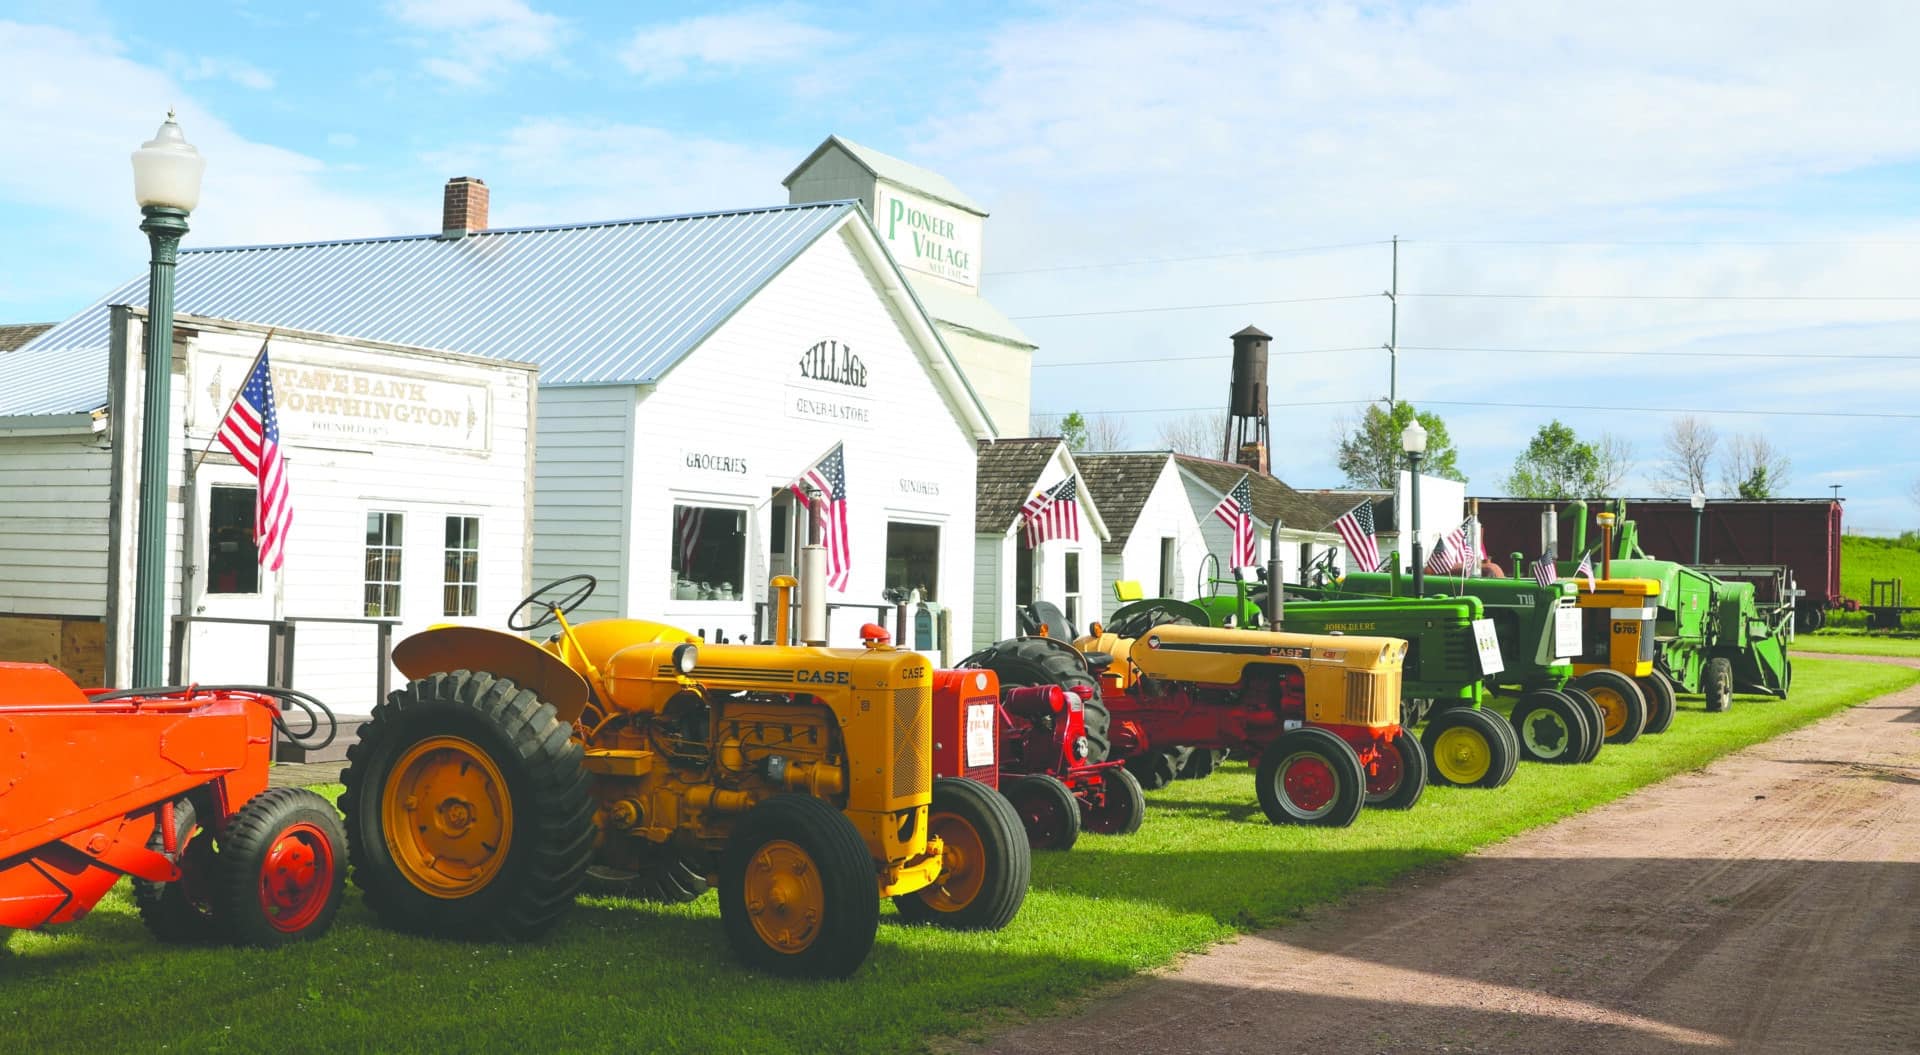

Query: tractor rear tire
<box><xmin>1420</xmin><ymin>708</ymin><xmax>1514</xmax><ymax>789</ymax></box>
<box><xmin>214</xmin><ymin>788</ymin><xmax>347</xmax><ymax>947</ymax></box>
<box><xmin>341</xmin><ymin>670</ymin><xmax>594</xmax><ymax>942</ymax></box>
<box><xmin>1703</xmin><ymin>657</ymin><xmax>1734</xmax><ymax>712</ymax></box>
<box><xmin>893</xmin><ymin>777</ymin><xmax>1030</xmax><ymax>931</ymax></box>
<box><xmin>1509</xmin><ymin>690</ymin><xmax>1587</xmax><ymax>765</ymax></box>
<box><xmin>1081</xmin><ymin>766</ymin><xmax>1146</xmax><ymax>836</ymax></box>
<box><xmin>582</xmin><ymin>847</ymin><xmax>711</xmax><ymax>903</ymax></box>
<box><xmin>1365</xmin><ymin>730</ymin><xmax>1427</xmax><ymax>810</ymax></box>
<box><xmin>964</xmin><ymin>638</ymin><xmax>1107</xmax><ymax>761</ymax></box>
<box><xmin>1637</xmin><ymin>671</ymin><xmax>1678</xmax><ymax>735</ymax></box>
<box><xmin>1255</xmin><ymin>728</ymin><xmax>1367</xmax><ymax>827</ymax></box>
<box><xmin>1126</xmin><ymin>747</ymin><xmax>1186</xmax><ymax>791</ymax></box>
<box><xmin>1176</xmin><ymin>747</ymin><xmax>1226</xmax><ymax>780</ymax></box>
<box><xmin>1004</xmin><ymin>774</ymin><xmax>1082</xmax><ymax>852</ymax></box>
<box><xmin>1079</xmin><ymin>696</ymin><xmax>1112</xmax><ymax>764</ymax></box>
<box><xmin>1561</xmin><ymin>688</ymin><xmax>1606</xmax><ymax>763</ymax></box>
<box><xmin>720</xmin><ymin>795</ymin><xmax>878</xmax><ymax>979</ymax></box>
<box><xmin>1488</xmin><ymin>706</ymin><xmax>1521</xmax><ymax>785</ymax></box>
<box><xmin>1571</xmin><ymin>670</ymin><xmax>1647</xmax><ymax>744</ymax></box>
<box><xmin>136</xmin><ymin>797</ymin><xmax>221</xmax><ymax>944</ymax></box>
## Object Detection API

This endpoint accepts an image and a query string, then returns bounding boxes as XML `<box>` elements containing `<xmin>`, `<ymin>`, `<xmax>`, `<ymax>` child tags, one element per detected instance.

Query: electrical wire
<box><xmin>1008</xmin><ymin>292</ymin><xmax>1380</xmax><ymax>320</ymax></box>
<box><xmin>1402</xmin><ymin>292</ymin><xmax>1920</xmax><ymax>302</ymax></box>
<box><xmin>1033</xmin><ymin>343</ymin><xmax>1920</xmax><ymax>368</ymax></box>
<box><xmin>985</xmin><ymin>239</ymin><xmax>1387</xmax><ymax>277</ymax></box>
<box><xmin>1031</xmin><ymin>398</ymin><xmax>1920</xmax><ymax>420</ymax></box>
<box><xmin>1033</xmin><ymin>345</ymin><xmax>1380</xmax><ymax>367</ymax></box>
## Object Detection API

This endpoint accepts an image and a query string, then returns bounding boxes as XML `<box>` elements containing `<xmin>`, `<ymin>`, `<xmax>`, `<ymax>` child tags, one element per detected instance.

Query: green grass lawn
<box><xmin>4</xmin><ymin>658</ymin><xmax>1913</xmax><ymax>1055</ymax></box>
<box><xmin>1799</xmin><ymin>631</ymin><xmax>1920</xmax><ymax>657</ymax></box>
<box><xmin>1829</xmin><ymin>534</ymin><xmax>1920</xmax><ymax>630</ymax></box>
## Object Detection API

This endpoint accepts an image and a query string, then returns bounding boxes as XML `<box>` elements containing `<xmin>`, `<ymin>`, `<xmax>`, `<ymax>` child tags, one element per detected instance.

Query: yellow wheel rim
<box><xmin>742</xmin><ymin>839</ymin><xmax>825</xmax><ymax>954</ymax></box>
<box><xmin>1432</xmin><ymin>727</ymin><xmax>1491</xmax><ymax>784</ymax></box>
<box><xmin>382</xmin><ymin>735</ymin><xmax>513</xmax><ymax>898</ymax></box>
<box><xmin>919</xmin><ymin>811</ymin><xmax>987</xmax><ymax>913</ymax></box>
<box><xmin>1589</xmin><ymin>687</ymin><xmax>1627</xmax><ymax>737</ymax></box>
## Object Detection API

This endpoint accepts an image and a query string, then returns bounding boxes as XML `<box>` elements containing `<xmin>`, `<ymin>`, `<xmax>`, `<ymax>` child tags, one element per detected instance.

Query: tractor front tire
<box><xmin>1561</xmin><ymin>688</ymin><xmax>1606</xmax><ymax>763</ymax></box>
<box><xmin>1127</xmin><ymin>747</ymin><xmax>1186</xmax><ymax>790</ymax></box>
<box><xmin>1509</xmin><ymin>690</ymin><xmax>1588</xmax><ymax>765</ymax></box>
<box><xmin>1079</xmin><ymin>696</ymin><xmax>1112</xmax><ymax>764</ymax></box>
<box><xmin>1571</xmin><ymin>670</ymin><xmax>1648</xmax><ymax>744</ymax></box>
<box><xmin>720</xmin><ymin>795</ymin><xmax>878</xmax><ymax>979</ymax></box>
<box><xmin>1365</xmin><ymin>730</ymin><xmax>1427</xmax><ymax>810</ymax></box>
<box><xmin>341</xmin><ymin>670</ymin><xmax>594</xmax><ymax>941</ymax></box>
<box><xmin>1637</xmin><ymin>671</ymin><xmax>1678</xmax><ymax>734</ymax></box>
<box><xmin>1420</xmin><ymin>708</ymin><xmax>1514</xmax><ymax>788</ymax></box>
<box><xmin>893</xmin><ymin>778</ymin><xmax>1030</xmax><ymax>931</ymax></box>
<box><xmin>1255</xmin><ymin>728</ymin><xmax>1367</xmax><ymax>827</ymax></box>
<box><xmin>1703</xmin><ymin>657</ymin><xmax>1734</xmax><ymax>712</ymax></box>
<box><xmin>1081</xmin><ymin>766</ymin><xmax>1146</xmax><ymax>836</ymax></box>
<box><xmin>1004</xmin><ymin>774</ymin><xmax>1082</xmax><ymax>852</ymax></box>
<box><xmin>214</xmin><ymin>788</ymin><xmax>347</xmax><ymax>947</ymax></box>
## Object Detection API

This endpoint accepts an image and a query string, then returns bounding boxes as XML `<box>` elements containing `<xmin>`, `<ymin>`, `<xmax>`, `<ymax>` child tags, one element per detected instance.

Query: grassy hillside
<box><xmin>1840</xmin><ymin>533</ymin><xmax>1920</xmax><ymax>601</ymax></box>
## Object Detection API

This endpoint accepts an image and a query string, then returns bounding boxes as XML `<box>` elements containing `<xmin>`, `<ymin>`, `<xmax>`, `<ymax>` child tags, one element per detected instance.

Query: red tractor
<box><xmin>932</xmin><ymin>659</ymin><xmax>1145</xmax><ymax>852</ymax></box>
<box><xmin>0</xmin><ymin>664</ymin><xmax>345</xmax><ymax>947</ymax></box>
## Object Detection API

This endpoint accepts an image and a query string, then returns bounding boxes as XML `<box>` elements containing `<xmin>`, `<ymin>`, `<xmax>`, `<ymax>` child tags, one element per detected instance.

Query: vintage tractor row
<box><xmin>339</xmin><ymin>573</ymin><xmax>1031</xmax><ymax>979</ymax></box>
<box><xmin>0</xmin><ymin>669</ymin><xmax>345</xmax><ymax>949</ymax></box>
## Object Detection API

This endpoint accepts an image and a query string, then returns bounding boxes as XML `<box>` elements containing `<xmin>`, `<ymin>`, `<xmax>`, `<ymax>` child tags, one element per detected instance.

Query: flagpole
<box><xmin>193</xmin><ymin>329</ymin><xmax>274</xmax><ymax>473</ymax></box>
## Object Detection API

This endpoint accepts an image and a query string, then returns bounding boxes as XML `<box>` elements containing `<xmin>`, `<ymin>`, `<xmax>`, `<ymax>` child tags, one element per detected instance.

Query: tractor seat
<box><xmin>1082</xmin><ymin>651</ymin><xmax>1114</xmax><ymax>673</ymax></box>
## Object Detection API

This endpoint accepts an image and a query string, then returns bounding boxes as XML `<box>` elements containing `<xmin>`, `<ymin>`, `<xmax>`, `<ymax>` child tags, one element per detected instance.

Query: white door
<box><xmin>185</xmin><ymin>470</ymin><xmax>277</xmax><ymax>684</ymax></box>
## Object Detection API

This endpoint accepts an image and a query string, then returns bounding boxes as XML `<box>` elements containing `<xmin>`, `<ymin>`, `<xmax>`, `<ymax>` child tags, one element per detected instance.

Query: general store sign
<box><xmin>873</xmin><ymin>183</ymin><xmax>982</xmax><ymax>290</ymax></box>
<box><xmin>196</xmin><ymin>348</ymin><xmax>492</xmax><ymax>453</ymax></box>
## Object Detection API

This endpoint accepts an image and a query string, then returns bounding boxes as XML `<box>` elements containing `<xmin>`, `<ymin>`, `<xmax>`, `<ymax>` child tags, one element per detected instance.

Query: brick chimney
<box><xmin>440</xmin><ymin>177</ymin><xmax>489</xmax><ymax>238</ymax></box>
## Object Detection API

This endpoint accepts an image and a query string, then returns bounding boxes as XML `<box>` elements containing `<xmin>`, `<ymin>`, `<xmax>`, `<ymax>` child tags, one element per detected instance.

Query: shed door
<box><xmin>185</xmin><ymin>471</ymin><xmax>276</xmax><ymax>684</ymax></box>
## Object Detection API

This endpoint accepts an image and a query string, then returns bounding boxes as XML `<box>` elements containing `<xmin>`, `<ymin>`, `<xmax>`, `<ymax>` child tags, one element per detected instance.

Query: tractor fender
<box><xmin>391</xmin><ymin>626</ymin><xmax>593</xmax><ymax>725</ymax></box>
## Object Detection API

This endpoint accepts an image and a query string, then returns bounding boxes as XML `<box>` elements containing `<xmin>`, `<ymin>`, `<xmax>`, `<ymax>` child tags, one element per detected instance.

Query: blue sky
<box><xmin>5</xmin><ymin>1</ymin><xmax>1919</xmax><ymax>534</ymax></box>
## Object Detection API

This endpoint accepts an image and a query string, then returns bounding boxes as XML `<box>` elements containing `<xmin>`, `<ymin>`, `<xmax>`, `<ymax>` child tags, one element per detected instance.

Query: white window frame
<box><xmin>443</xmin><ymin>515</ymin><xmax>480</xmax><ymax>617</ymax></box>
<box><xmin>365</xmin><ymin>510</ymin><xmax>404</xmax><ymax>618</ymax></box>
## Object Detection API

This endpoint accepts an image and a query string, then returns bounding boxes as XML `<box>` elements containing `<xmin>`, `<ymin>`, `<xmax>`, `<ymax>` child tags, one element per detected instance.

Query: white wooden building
<box><xmin>1077</xmin><ymin>452</ymin><xmax>1211</xmax><ymax>602</ymax></box>
<box><xmin>0</xmin><ymin>311</ymin><xmax>535</xmax><ymax>713</ymax></box>
<box><xmin>973</xmin><ymin>438</ymin><xmax>1110</xmax><ymax>647</ymax></box>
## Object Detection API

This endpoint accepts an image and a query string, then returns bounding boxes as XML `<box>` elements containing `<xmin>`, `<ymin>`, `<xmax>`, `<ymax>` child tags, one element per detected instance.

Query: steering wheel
<box><xmin>508</xmin><ymin>574</ymin><xmax>598</xmax><ymax>632</ymax></box>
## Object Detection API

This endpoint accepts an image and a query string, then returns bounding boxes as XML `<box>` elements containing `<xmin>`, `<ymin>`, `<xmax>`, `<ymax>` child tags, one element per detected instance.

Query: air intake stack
<box><xmin>1223</xmin><ymin>325</ymin><xmax>1271</xmax><ymax>474</ymax></box>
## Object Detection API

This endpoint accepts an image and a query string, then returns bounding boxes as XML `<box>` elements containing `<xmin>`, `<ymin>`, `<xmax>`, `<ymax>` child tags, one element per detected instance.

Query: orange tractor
<box><xmin>0</xmin><ymin>664</ymin><xmax>345</xmax><ymax>947</ymax></box>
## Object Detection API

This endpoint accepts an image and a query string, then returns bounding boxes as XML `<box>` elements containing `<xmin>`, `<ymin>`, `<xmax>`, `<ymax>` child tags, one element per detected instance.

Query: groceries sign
<box><xmin>873</xmin><ymin>184</ymin><xmax>982</xmax><ymax>290</ymax></box>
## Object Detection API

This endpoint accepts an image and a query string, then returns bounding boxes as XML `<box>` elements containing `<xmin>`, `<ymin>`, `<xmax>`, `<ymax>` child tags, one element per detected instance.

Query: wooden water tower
<box><xmin>1223</xmin><ymin>325</ymin><xmax>1270</xmax><ymax>473</ymax></box>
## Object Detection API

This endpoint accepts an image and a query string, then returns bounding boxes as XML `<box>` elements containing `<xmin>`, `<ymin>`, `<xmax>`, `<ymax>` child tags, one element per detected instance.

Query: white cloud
<box><xmin>386</xmin><ymin>0</ymin><xmax>566</xmax><ymax>87</ymax></box>
<box><xmin>170</xmin><ymin>54</ymin><xmax>275</xmax><ymax>91</ymax></box>
<box><xmin>620</xmin><ymin>7</ymin><xmax>838</xmax><ymax>83</ymax></box>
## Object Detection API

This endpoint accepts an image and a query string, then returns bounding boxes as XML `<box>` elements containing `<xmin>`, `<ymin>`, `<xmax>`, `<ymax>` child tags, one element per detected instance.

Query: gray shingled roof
<box><xmin>5</xmin><ymin>202</ymin><xmax>855</xmax><ymax>417</ymax></box>
<box><xmin>976</xmin><ymin>438</ymin><xmax>1063</xmax><ymax>534</ymax></box>
<box><xmin>1175</xmin><ymin>455</ymin><xmax>1347</xmax><ymax>533</ymax></box>
<box><xmin>0</xmin><ymin>323</ymin><xmax>52</xmax><ymax>353</ymax></box>
<box><xmin>1077</xmin><ymin>452</ymin><xmax>1174</xmax><ymax>554</ymax></box>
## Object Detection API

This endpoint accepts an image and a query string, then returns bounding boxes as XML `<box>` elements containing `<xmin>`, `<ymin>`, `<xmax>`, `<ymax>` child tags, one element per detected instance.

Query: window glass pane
<box><xmin>1065</xmin><ymin>552</ymin><xmax>1080</xmax><ymax>593</ymax></box>
<box><xmin>207</xmin><ymin>486</ymin><xmax>259</xmax><ymax>594</ymax></box>
<box><xmin>445</xmin><ymin>517</ymin><xmax>459</xmax><ymax>547</ymax></box>
<box><xmin>670</xmin><ymin>505</ymin><xmax>746</xmax><ymax>600</ymax></box>
<box><xmin>366</xmin><ymin>513</ymin><xmax>381</xmax><ymax>545</ymax></box>
<box><xmin>364</xmin><ymin>511</ymin><xmax>403</xmax><ymax>617</ymax></box>
<box><xmin>442</xmin><ymin>515</ymin><xmax>480</xmax><ymax>617</ymax></box>
<box><xmin>884</xmin><ymin>523</ymin><xmax>940</xmax><ymax>602</ymax></box>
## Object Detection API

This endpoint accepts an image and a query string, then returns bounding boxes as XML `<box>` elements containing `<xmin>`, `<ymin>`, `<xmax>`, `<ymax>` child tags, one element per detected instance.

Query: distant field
<box><xmin>1826</xmin><ymin>535</ymin><xmax>1920</xmax><ymax>630</ymax></box>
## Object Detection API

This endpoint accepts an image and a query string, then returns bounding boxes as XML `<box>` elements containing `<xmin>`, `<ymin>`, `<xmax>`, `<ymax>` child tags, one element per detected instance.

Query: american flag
<box><xmin>1209</xmin><ymin>475</ymin><xmax>1257</xmax><ymax>569</ymax></box>
<box><xmin>1426</xmin><ymin>516</ymin><xmax>1483</xmax><ymax>576</ymax></box>
<box><xmin>1574</xmin><ymin>549</ymin><xmax>1596</xmax><ymax>593</ymax></box>
<box><xmin>790</xmin><ymin>443</ymin><xmax>851</xmax><ymax>592</ymax></box>
<box><xmin>675</xmin><ymin>507</ymin><xmax>704</xmax><ymax>572</ymax></box>
<box><xmin>1332</xmin><ymin>501</ymin><xmax>1379</xmax><ymax>577</ymax></box>
<box><xmin>1532</xmin><ymin>550</ymin><xmax>1559</xmax><ymax>587</ymax></box>
<box><xmin>1021</xmin><ymin>475</ymin><xmax>1082</xmax><ymax>548</ymax></box>
<box><xmin>216</xmin><ymin>340</ymin><xmax>293</xmax><ymax>571</ymax></box>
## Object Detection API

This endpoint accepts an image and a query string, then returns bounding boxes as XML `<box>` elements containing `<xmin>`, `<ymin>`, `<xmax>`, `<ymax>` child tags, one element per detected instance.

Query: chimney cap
<box><xmin>1231</xmin><ymin>325</ymin><xmax>1271</xmax><ymax>340</ymax></box>
<box><xmin>446</xmin><ymin>175</ymin><xmax>487</xmax><ymax>185</ymax></box>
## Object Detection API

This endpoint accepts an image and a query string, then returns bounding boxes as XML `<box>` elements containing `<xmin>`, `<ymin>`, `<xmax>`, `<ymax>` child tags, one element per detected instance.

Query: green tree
<box><xmin>1337</xmin><ymin>402</ymin><xmax>1463</xmax><ymax>488</ymax></box>
<box><xmin>1057</xmin><ymin>411</ymin><xmax>1089</xmax><ymax>451</ymax></box>
<box><xmin>1503</xmin><ymin>420</ymin><xmax>1603</xmax><ymax>498</ymax></box>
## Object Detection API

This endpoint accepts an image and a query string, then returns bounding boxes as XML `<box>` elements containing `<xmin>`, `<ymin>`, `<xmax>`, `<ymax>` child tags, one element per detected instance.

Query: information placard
<box><xmin>1554</xmin><ymin>606</ymin><xmax>1583</xmax><ymax>661</ymax></box>
<box><xmin>1472</xmin><ymin>618</ymin><xmax>1505</xmax><ymax>676</ymax></box>
<box><xmin>965</xmin><ymin>703</ymin><xmax>996</xmax><ymax>767</ymax></box>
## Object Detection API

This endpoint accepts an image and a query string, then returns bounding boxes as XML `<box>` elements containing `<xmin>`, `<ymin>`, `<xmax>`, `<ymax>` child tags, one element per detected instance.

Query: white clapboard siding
<box><xmin>972</xmin><ymin>534</ymin><xmax>1003</xmax><ymax>648</ymax></box>
<box><xmin>532</xmin><ymin>385</ymin><xmax>635</xmax><ymax>623</ymax></box>
<box><xmin>1116</xmin><ymin>458</ymin><xmax>1210</xmax><ymax>600</ymax></box>
<box><xmin>0</xmin><ymin>433</ymin><xmax>112</xmax><ymax>617</ymax></box>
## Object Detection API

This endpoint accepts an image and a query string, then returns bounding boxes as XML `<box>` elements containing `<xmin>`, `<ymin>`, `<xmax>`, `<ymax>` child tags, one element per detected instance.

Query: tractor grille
<box><xmin>1343</xmin><ymin>669</ymin><xmax>1400</xmax><ymax>726</ymax></box>
<box><xmin>892</xmin><ymin>685</ymin><xmax>932</xmax><ymax>798</ymax></box>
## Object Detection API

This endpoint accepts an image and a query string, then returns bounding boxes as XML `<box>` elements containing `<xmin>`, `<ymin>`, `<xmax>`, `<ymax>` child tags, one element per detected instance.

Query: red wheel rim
<box><xmin>1365</xmin><ymin>742</ymin><xmax>1403</xmax><ymax>798</ymax></box>
<box><xmin>1084</xmin><ymin>777</ymin><xmax>1134</xmax><ymax>834</ymax></box>
<box><xmin>258</xmin><ymin>821</ymin><xmax>336</xmax><ymax>933</ymax></box>
<box><xmin>1280</xmin><ymin>753</ymin><xmax>1337</xmax><ymax>818</ymax></box>
<box><xmin>1014</xmin><ymin>788</ymin><xmax>1070</xmax><ymax>848</ymax></box>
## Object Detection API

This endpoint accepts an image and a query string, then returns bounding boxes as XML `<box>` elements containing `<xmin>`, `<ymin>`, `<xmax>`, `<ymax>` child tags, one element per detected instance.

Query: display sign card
<box><xmin>1472</xmin><ymin>618</ymin><xmax>1505</xmax><ymax>676</ymax></box>
<box><xmin>965</xmin><ymin>703</ymin><xmax>996</xmax><ymax>767</ymax></box>
<box><xmin>1554</xmin><ymin>606</ymin><xmax>1583</xmax><ymax>662</ymax></box>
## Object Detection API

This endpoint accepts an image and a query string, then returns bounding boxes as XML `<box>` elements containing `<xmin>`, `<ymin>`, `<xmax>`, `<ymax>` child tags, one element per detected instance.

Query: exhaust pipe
<box><xmin>799</xmin><ymin>488</ymin><xmax>827</xmax><ymax>646</ymax></box>
<box><xmin>1266</xmin><ymin>520</ymin><xmax>1285</xmax><ymax>624</ymax></box>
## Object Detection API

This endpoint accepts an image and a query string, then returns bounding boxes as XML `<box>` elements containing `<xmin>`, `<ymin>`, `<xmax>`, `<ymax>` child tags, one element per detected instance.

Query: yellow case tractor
<box><xmin>340</xmin><ymin>574</ymin><xmax>1030</xmax><ymax>979</ymax></box>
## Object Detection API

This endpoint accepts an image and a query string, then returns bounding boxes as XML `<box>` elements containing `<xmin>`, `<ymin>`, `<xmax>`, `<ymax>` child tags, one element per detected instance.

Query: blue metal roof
<box><xmin>3</xmin><ymin>201</ymin><xmax>856</xmax><ymax>417</ymax></box>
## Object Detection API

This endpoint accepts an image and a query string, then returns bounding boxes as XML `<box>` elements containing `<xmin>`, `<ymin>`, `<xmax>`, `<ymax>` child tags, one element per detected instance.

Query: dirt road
<box><xmin>976</xmin><ymin>656</ymin><xmax>1920</xmax><ymax>1055</ymax></box>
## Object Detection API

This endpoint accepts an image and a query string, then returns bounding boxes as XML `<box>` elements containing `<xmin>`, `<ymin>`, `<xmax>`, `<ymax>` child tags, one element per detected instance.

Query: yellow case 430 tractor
<box><xmin>340</xmin><ymin>574</ymin><xmax>1029</xmax><ymax>979</ymax></box>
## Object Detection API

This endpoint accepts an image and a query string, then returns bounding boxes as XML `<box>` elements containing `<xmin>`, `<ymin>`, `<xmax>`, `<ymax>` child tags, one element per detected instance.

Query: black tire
<box><xmin>1004</xmin><ymin>774</ymin><xmax>1082</xmax><ymax>852</ymax></box>
<box><xmin>582</xmin><ymin>846</ymin><xmax>710</xmax><ymax>903</ymax></box>
<box><xmin>962</xmin><ymin>638</ymin><xmax>1105</xmax><ymax>761</ymax></box>
<box><xmin>135</xmin><ymin>797</ymin><xmax>221</xmax><ymax>943</ymax></box>
<box><xmin>719</xmin><ymin>795</ymin><xmax>878</xmax><ymax>979</ymax></box>
<box><xmin>1703</xmin><ymin>657</ymin><xmax>1734</xmax><ymax>712</ymax></box>
<box><xmin>340</xmin><ymin>670</ymin><xmax>594</xmax><ymax>941</ymax></box>
<box><xmin>213</xmin><ymin>788</ymin><xmax>347</xmax><ymax>946</ymax></box>
<box><xmin>1486</xmin><ymin>706</ymin><xmax>1521</xmax><ymax>785</ymax></box>
<box><xmin>1081</xmin><ymin>766</ymin><xmax>1145</xmax><ymax>836</ymax></box>
<box><xmin>1177</xmin><ymin>747</ymin><xmax>1228</xmax><ymax>780</ymax></box>
<box><xmin>1255</xmin><ymin>727</ymin><xmax>1366</xmax><ymax>827</ymax></box>
<box><xmin>1562</xmin><ymin>687</ymin><xmax>1606</xmax><ymax>763</ymax></box>
<box><xmin>1365</xmin><ymin>730</ymin><xmax>1427</xmax><ymax>810</ymax></box>
<box><xmin>1420</xmin><ymin>708</ymin><xmax>1514</xmax><ymax>788</ymax></box>
<box><xmin>1781</xmin><ymin>657</ymin><xmax>1793</xmax><ymax>699</ymax></box>
<box><xmin>893</xmin><ymin>777</ymin><xmax>1030</xmax><ymax>931</ymax></box>
<box><xmin>1509</xmin><ymin>690</ymin><xmax>1587</xmax><ymax>765</ymax></box>
<box><xmin>1571</xmin><ymin>670</ymin><xmax>1648</xmax><ymax>744</ymax></box>
<box><xmin>1126</xmin><ymin>747</ymin><xmax>1184</xmax><ymax>790</ymax></box>
<box><xmin>1637</xmin><ymin>671</ymin><xmax>1678</xmax><ymax>735</ymax></box>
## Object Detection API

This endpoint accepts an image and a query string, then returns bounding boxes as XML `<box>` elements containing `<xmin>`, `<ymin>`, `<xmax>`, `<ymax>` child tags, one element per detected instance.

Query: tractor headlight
<box><xmin>673</xmin><ymin>643</ymin><xmax>698</xmax><ymax>675</ymax></box>
<box><xmin>1073</xmin><ymin>735</ymin><xmax>1089</xmax><ymax>760</ymax></box>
